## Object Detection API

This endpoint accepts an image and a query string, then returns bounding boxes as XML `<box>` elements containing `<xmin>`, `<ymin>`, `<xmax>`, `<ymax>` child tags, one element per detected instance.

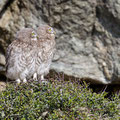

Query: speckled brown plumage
<box><xmin>6</xmin><ymin>26</ymin><xmax>55</xmax><ymax>83</ymax></box>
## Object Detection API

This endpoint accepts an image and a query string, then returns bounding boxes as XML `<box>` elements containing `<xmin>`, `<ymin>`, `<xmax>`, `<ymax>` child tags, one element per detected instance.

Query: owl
<box><xmin>6</xmin><ymin>25</ymin><xmax>55</xmax><ymax>83</ymax></box>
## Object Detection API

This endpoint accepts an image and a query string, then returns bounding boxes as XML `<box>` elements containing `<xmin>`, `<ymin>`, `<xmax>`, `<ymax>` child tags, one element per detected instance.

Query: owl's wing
<box><xmin>6</xmin><ymin>40</ymin><xmax>25</xmax><ymax>71</ymax></box>
<box><xmin>6</xmin><ymin>42</ymin><xmax>14</xmax><ymax>70</ymax></box>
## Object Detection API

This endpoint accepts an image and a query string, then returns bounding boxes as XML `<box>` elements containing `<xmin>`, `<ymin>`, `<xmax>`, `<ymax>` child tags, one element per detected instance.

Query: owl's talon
<box><xmin>16</xmin><ymin>79</ymin><xmax>21</xmax><ymax>84</ymax></box>
<box><xmin>23</xmin><ymin>78</ymin><xmax>27</xmax><ymax>83</ymax></box>
<box><xmin>33</xmin><ymin>73</ymin><xmax>37</xmax><ymax>81</ymax></box>
<box><xmin>41</xmin><ymin>75</ymin><xmax>44</xmax><ymax>80</ymax></box>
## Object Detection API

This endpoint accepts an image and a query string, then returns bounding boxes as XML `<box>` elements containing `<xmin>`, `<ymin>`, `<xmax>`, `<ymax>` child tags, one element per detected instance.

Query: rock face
<box><xmin>0</xmin><ymin>0</ymin><xmax>120</xmax><ymax>84</ymax></box>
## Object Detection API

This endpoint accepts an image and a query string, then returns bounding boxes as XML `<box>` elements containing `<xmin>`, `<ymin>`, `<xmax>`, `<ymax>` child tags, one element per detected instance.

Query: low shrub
<box><xmin>0</xmin><ymin>79</ymin><xmax>120</xmax><ymax>119</ymax></box>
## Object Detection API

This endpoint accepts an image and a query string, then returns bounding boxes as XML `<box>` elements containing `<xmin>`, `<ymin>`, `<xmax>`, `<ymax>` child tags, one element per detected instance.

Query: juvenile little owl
<box><xmin>6</xmin><ymin>25</ymin><xmax>55</xmax><ymax>83</ymax></box>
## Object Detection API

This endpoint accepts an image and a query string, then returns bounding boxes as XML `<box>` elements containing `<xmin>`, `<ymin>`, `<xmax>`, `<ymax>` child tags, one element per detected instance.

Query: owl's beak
<box><xmin>51</xmin><ymin>30</ymin><xmax>56</xmax><ymax>35</ymax></box>
<box><xmin>53</xmin><ymin>31</ymin><xmax>56</xmax><ymax>35</ymax></box>
<box><xmin>50</xmin><ymin>31</ymin><xmax>56</xmax><ymax>37</ymax></box>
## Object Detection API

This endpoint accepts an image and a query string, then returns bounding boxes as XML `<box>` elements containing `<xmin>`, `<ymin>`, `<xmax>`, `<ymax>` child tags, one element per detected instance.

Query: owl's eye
<box><xmin>31</xmin><ymin>31</ymin><xmax>37</xmax><ymax>37</ymax></box>
<box><xmin>31</xmin><ymin>32</ymin><xmax>35</xmax><ymax>36</ymax></box>
<box><xmin>31</xmin><ymin>31</ymin><xmax>38</xmax><ymax>41</ymax></box>
<box><xmin>32</xmin><ymin>32</ymin><xmax>35</xmax><ymax>36</ymax></box>
<box><xmin>48</xmin><ymin>27</ymin><xmax>54</xmax><ymax>34</ymax></box>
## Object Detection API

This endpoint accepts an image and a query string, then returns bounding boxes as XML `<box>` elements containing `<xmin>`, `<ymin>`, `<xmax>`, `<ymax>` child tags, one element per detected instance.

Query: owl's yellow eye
<box><xmin>48</xmin><ymin>28</ymin><xmax>52</xmax><ymax>32</ymax></box>
<box><xmin>31</xmin><ymin>31</ymin><xmax>38</xmax><ymax>40</ymax></box>
<box><xmin>48</xmin><ymin>27</ymin><xmax>54</xmax><ymax>34</ymax></box>
<box><xmin>31</xmin><ymin>32</ymin><xmax>35</xmax><ymax>36</ymax></box>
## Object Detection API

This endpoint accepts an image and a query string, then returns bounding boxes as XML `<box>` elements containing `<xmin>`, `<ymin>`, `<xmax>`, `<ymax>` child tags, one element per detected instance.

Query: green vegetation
<box><xmin>0</xmin><ymin>79</ymin><xmax>120</xmax><ymax>120</ymax></box>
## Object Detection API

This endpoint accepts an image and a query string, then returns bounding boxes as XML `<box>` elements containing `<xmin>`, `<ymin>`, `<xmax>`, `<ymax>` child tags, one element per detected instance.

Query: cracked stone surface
<box><xmin>0</xmin><ymin>0</ymin><xmax>120</xmax><ymax>84</ymax></box>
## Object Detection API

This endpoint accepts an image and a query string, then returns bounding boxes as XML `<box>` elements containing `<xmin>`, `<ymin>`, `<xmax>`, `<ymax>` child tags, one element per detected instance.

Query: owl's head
<box><xmin>37</xmin><ymin>25</ymin><xmax>55</xmax><ymax>39</ymax></box>
<box><xmin>16</xmin><ymin>28</ymin><xmax>35</xmax><ymax>43</ymax></box>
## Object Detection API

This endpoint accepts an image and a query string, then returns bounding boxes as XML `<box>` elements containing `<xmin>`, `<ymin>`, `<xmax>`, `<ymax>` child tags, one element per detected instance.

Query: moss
<box><xmin>0</xmin><ymin>79</ymin><xmax>120</xmax><ymax>119</ymax></box>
